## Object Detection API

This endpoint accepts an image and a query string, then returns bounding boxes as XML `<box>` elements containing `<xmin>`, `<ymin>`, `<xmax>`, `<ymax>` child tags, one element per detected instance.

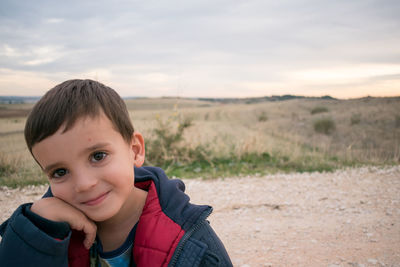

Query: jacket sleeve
<box><xmin>194</xmin><ymin>220</ymin><xmax>233</xmax><ymax>267</ymax></box>
<box><xmin>0</xmin><ymin>203</ymin><xmax>71</xmax><ymax>267</ymax></box>
<box><xmin>175</xmin><ymin>220</ymin><xmax>233</xmax><ymax>267</ymax></box>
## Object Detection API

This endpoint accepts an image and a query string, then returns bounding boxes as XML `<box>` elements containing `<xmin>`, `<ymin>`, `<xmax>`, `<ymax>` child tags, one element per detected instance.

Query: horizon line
<box><xmin>0</xmin><ymin>94</ymin><xmax>400</xmax><ymax>102</ymax></box>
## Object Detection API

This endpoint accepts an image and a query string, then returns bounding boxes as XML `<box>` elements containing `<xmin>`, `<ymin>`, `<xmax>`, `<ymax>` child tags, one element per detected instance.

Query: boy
<box><xmin>0</xmin><ymin>79</ymin><xmax>232</xmax><ymax>266</ymax></box>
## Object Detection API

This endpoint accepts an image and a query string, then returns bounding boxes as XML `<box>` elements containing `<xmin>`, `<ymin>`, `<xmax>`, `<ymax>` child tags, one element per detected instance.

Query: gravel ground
<box><xmin>1</xmin><ymin>166</ymin><xmax>399</xmax><ymax>267</ymax></box>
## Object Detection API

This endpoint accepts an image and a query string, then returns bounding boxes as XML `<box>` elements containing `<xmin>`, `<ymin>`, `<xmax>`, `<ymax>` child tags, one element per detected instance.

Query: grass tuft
<box><xmin>395</xmin><ymin>115</ymin><xmax>400</xmax><ymax>128</ymax></box>
<box><xmin>0</xmin><ymin>152</ymin><xmax>47</xmax><ymax>188</ymax></box>
<box><xmin>257</xmin><ymin>111</ymin><xmax>268</xmax><ymax>122</ymax></box>
<box><xmin>313</xmin><ymin>118</ymin><xmax>336</xmax><ymax>135</ymax></box>
<box><xmin>311</xmin><ymin>106</ymin><xmax>329</xmax><ymax>115</ymax></box>
<box><xmin>350</xmin><ymin>114</ymin><xmax>361</xmax><ymax>125</ymax></box>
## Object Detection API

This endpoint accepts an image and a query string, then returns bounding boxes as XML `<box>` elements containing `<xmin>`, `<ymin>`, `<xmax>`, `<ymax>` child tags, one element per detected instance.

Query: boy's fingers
<box><xmin>82</xmin><ymin>220</ymin><xmax>97</xmax><ymax>249</ymax></box>
<box><xmin>31</xmin><ymin>197</ymin><xmax>97</xmax><ymax>249</ymax></box>
<box><xmin>71</xmin><ymin>217</ymin><xmax>97</xmax><ymax>249</ymax></box>
<box><xmin>68</xmin><ymin>214</ymin><xmax>97</xmax><ymax>249</ymax></box>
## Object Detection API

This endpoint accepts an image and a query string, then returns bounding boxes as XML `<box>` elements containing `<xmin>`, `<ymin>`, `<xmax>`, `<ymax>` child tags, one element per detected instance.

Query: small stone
<box><xmin>367</xmin><ymin>259</ymin><xmax>378</xmax><ymax>265</ymax></box>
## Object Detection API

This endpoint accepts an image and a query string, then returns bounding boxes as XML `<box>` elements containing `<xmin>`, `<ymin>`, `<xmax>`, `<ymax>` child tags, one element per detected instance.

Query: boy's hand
<box><xmin>31</xmin><ymin>197</ymin><xmax>97</xmax><ymax>249</ymax></box>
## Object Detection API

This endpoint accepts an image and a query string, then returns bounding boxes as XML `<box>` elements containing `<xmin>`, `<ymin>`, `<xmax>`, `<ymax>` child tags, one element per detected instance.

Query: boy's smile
<box><xmin>82</xmin><ymin>191</ymin><xmax>110</xmax><ymax>206</ymax></box>
<box><xmin>31</xmin><ymin>112</ymin><xmax>145</xmax><ymax>223</ymax></box>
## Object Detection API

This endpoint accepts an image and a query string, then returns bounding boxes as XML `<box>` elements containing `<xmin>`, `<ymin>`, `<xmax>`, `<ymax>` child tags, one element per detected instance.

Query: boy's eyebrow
<box><xmin>81</xmin><ymin>142</ymin><xmax>111</xmax><ymax>155</ymax></box>
<box><xmin>43</xmin><ymin>162</ymin><xmax>62</xmax><ymax>173</ymax></box>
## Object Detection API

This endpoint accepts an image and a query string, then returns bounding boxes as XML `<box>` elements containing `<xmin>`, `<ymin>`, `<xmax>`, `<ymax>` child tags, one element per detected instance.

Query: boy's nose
<box><xmin>74</xmin><ymin>171</ymin><xmax>98</xmax><ymax>193</ymax></box>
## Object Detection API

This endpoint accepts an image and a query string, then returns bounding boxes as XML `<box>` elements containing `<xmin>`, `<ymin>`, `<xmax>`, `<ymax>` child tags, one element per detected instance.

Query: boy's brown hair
<box><xmin>24</xmin><ymin>79</ymin><xmax>134</xmax><ymax>152</ymax></box>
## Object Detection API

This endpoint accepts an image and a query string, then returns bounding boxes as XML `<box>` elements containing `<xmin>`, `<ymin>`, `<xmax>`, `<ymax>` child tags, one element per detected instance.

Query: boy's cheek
<box><xmin>50</xmin><ymin>186</ymin><xmax>71</xmax><ymax>203</ymax></box>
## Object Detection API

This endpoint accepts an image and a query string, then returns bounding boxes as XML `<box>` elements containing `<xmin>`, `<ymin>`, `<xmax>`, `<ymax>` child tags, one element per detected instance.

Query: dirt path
<box><xmin>1</xmin><ymin>166</ymin><xmax>399</xmax><ymax>266</ymax></box>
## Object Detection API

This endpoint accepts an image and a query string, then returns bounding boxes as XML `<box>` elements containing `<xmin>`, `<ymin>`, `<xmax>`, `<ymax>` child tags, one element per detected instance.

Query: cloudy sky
<box><xmin>1</xmin><ymin>0</ymin><xmax>399</xmax><ymax>98</ymax></box>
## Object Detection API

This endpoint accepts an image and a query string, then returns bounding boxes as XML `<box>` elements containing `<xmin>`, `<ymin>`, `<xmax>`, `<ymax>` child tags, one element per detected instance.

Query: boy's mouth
<box><xmin>82</xmin><ymin>191</ymin><xmax>110</xmax><ymax>206</ymax></box>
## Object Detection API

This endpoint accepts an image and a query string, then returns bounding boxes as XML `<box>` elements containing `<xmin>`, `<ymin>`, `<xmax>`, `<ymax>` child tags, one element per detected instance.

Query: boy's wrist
<box><xmin>24</xmin><ymin>204</ymin><xmax>70</xmax><ymax>239</ymax></box>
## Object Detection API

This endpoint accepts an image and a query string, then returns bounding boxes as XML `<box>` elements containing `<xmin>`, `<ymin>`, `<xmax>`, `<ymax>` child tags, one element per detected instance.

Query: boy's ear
<box><xmin>131</xmin><ymin>132</ymin><xmax>145</xmax><ymax>167</ymax></box>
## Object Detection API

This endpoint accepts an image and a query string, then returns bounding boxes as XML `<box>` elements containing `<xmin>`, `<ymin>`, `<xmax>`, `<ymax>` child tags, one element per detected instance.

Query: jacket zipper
<box><xmin>89</xmin><ymin>240</ymin><xmax>98</xmax><ymax>267</ymax></box>
<box><xmin>169</xmin><ymin>207</ymin><xmax>212</xmax><ymax>267</ymax></box>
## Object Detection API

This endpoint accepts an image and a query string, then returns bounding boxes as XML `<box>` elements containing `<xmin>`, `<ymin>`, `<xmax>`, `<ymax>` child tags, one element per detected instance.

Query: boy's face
<box><xmin>31</xmin><ymin>113</ymin><xmax>144</xmax><ymax>222</ymax></box>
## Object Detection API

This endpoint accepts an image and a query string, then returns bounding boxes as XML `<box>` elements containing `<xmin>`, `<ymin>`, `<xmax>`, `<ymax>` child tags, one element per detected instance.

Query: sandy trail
<box><xmin>1</xmin><ymin>166</ymin><xmax>399</xmax><ymax>267</ymax></box>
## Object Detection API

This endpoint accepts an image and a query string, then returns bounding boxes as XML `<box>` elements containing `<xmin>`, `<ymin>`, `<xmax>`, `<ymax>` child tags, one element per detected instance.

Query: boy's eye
<box><xmin>52</xmin><ymin>168</ymin><xmax>68</xmax><ymax>178</ymax></box>
<box><xmin>91</xmin><ymin>152</ymin><xmax>107</xmax><ymax>162</ymax></box>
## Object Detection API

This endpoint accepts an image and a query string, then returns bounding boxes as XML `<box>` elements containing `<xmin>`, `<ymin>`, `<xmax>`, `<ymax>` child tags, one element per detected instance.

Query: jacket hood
<box><xmin>134</xmin><ymin>166</ymin><xmax>211</xmax><ymax>232</ymax></box>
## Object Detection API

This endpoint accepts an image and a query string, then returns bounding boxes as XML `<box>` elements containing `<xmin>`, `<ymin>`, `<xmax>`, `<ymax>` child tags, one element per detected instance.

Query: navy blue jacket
<box><xmin>0</xmin><ymin>166</ymin><xmax>232</xmax><ymax>266</ymax></box>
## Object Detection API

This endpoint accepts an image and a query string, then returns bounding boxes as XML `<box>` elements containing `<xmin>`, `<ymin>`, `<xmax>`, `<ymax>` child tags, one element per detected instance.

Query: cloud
<box><xmin>0</xmin><ymin>68</ymin><xmax>55</xmax><ymax>95</ymax></box>
<box><xmin>43</xmin><ymin>18</ymin><xmax>64</xmax><ymax>24</ymax></box>
<box><xmin>0</xmin><ymin>0</ymin><xmax>399</xmax><ymax>98</ymax></box>
<box><xmin>22</xmin><ymin>46</ymin><xmax>65</xmax><ymax>66</ymax></box>
<box><xmin>0</xmin><ymin>44</ymin><xmax>20</xmax><ymax>57</ymax></box>
<box><xmin>0</xmin><ymin>44</ymin><xmax>66</xmax><ymax>67</ymax></box>
<box><xmin>290</xmin><ymin>64</ymin><xmax>400</xmax><ymax>83</ymax></box>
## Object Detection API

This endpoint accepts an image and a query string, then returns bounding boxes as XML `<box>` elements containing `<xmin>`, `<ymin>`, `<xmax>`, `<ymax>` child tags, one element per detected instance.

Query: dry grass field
<box><xmin>0</xmin><ymin>96</ymin><xmax>399</xmax><ymax>187</ymax></box>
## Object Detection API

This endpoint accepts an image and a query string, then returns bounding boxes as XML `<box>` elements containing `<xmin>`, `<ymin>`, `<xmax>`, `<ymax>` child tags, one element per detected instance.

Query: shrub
<box><xmin>257</xmin><ymin>111</ymin><xmax>268</xmax><ymax>122</ymax></box>
<box><xmin>145</xmin><ymin>114</ymin><xmax>193</xmax><ymax>166</ymax></box>
<box><xmin>396</xmin><ymin>115</ymin><xmax>400</xmax><ymax>128</ymax></box>
<box><xmin>313</xmin><ymin>118</ymin><xmax>336</xmax><ymax>134</ymax></box>
<box><xmin>311</xmin><ymin>106</ymin><xmax>329</xmax><ymax>115</ymax></box>
<box><xmin>350</xmin><ymin>114</ymin><xmax>361</xmax><ymax>125</ymax></box>
<box><xmin>0</xmin><ymin>152</ymin><xmax>17</xmax><ymax>176</ymax></box>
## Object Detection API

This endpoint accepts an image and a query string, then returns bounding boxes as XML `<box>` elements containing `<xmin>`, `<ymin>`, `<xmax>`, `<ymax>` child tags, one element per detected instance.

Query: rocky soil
<box><xmin>1</xmin><ymin>166</ymin><xmax>399</xmax><ymax>267</ymax></box>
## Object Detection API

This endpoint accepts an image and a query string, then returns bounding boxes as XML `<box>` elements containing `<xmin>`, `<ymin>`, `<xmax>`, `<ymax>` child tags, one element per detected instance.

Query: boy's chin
<box><xmin>90</xmin><ymin>213</ymin><xmax>116</xmax><ymax>223</ymax></box>
<box><xmin>82</xmin><ymin>208</ymin><xmax>119</xmax><ymax>223</ymax></box>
